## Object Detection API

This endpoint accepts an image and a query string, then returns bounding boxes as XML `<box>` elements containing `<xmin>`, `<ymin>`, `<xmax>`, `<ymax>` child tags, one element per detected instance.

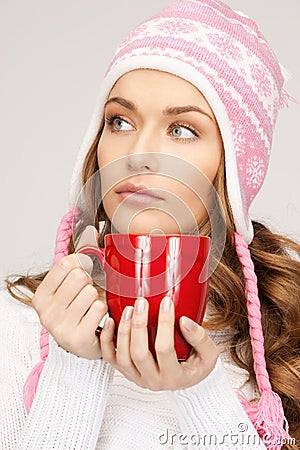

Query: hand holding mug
<box><xmin>99</xmin><ymin>295</ymin><xmax>220</xmax><ymax>391</ymax></box>
<box><xmin>31</xmin><ymin>227</ymin><xmax>107</xmax><ymax>359</ymax></box>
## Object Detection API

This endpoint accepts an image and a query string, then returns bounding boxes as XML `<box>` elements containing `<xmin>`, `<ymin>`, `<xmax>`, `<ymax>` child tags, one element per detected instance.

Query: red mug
<box><xmin>76</xmin><ymin>234</ymin><xmax>211</xmax><ymax>361</ymax></box>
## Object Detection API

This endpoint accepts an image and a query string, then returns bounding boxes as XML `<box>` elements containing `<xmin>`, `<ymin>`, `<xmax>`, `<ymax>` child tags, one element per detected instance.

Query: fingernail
<box><xmin>182</xmin><ymin>316</ymin><xmax>195</xmax><ymax>332</ymax></box>
<box><xmin>123</xmin><ymin>306</ymin><xmax>133</xmax><ymax>321</ymax></box>
<box><xmin>161</xmin><ymin>296</ymin><xmax>172</xmax><ymax>311</ymax></box>
<box><xmin>76</xmin><ymin>253</ymin><xmax>94</xmax><ymax>276</ymax></box>
<box><xmin>135</xmin><ymin>298</ymin><xmax>145</xmax><ymax>313</ymax></box>
<box><xmin>76</xmin><ymin>225</ymin><xmax>99</xmax><ymax>249</ymax></box>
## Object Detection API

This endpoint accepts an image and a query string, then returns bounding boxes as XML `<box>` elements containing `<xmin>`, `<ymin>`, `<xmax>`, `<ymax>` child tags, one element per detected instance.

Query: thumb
<box><xmin>76</xmin><ymin>225</ymin><xmax>99</xmax><ymax>251</ymax></box>
<box><xmin>75</xmin><ymin>225</ymin><xmax>100</xmax><ymax>275</ymax></box>
<box><xmin>179</xmin><ymin>316</ymin><xmax>219</xmax><ymax>362</ymax></box>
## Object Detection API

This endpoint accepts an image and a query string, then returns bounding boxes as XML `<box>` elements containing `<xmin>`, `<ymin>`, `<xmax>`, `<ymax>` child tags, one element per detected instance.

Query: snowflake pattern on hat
<box><xmin>207</xmin><ymin>33</ymin><xmax>243</xmax><ymax>61</ymax></box>
<box><xmin>156</xmin><ymin>18</ymin><xmax>198</xmax><ymax>34</ymax></box>
<box><xmin>251</xmin><ymin>63</ymin><xmax>273</xmax><ymax>97</ymax></box>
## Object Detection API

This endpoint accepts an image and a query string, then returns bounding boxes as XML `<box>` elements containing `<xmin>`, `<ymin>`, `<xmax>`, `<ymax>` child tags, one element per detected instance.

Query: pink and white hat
<box><xmin>24</xmin><ymin>1</ymin><xmax>294</xmax><ymax>447</ymax></box>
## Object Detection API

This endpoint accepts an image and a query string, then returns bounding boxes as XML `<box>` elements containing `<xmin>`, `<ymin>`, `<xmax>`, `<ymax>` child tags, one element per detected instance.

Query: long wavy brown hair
<box><xmin>5</xmin><ymin>122</ymin><xmax>300</xmax><ymax>448</ymax></box>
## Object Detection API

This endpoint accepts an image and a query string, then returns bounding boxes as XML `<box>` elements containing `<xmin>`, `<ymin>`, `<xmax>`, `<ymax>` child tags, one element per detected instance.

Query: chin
<box><xmin>111</xmin><ymin>210</ymin><xmax>181</xmax><ymax>235</ymax></box>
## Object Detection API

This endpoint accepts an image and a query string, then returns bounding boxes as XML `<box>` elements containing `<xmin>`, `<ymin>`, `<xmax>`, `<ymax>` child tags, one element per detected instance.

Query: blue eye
<box><xmin>170</xmin><ymin>125</ymin><xmax>197</xmax><ymax>140</ymax></box>
<box><xmin>171</xmin><ymin>125</ymin><xmax>196</xmax><ymax>139</ymax></box>
<box><xmin>105</xmin><ymin>115</ymin><xmax>199</xmax><ymax>142</ymax></box>
<box><xmin>106</xmin><ymin>116</ymin><xmax>133</xmax><ymax>131</ymax></box>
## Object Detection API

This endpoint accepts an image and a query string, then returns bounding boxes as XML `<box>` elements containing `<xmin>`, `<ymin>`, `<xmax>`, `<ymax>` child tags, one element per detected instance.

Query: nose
<box><xmin>127</xmin><ymin>152</ymin><xmax>159</xmax><ymax>172</ymax></box>
<box><xmin>126</xmin><ymin>129</ymin><xmax>160</xmax><ymax>173</ymax></box>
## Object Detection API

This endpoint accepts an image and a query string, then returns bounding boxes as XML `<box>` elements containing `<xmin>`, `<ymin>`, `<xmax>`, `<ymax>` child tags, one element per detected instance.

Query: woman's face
<box><xmin>97</xmin><ymin>69</ymin><xmax>223</xmax><ymax>234</ymax></box>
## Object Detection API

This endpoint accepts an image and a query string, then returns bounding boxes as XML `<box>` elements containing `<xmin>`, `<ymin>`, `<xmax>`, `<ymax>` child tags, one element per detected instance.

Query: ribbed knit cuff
<box><xmin>16</xmin><ymin>334</ymin><xmax>114</xmax><ymax>449</ymax></box>
<box><xmin>167</xmin><ymin>357</ymin><xmax>265</xmax><ymax>449</ymax></box>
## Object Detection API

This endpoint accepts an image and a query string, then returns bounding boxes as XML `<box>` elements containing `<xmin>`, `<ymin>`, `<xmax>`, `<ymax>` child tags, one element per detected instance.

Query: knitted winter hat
<box><xmin>24</xmin><ymin>1</ymin><xmax>294</xmax><ymax>447</ymax></box>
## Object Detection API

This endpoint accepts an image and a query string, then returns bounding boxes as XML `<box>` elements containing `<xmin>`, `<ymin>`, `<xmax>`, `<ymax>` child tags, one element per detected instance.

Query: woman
<box><xmin>1</xmin><ymin>0</ymin><xmax>299</xmax><ymax>448</ymax></box>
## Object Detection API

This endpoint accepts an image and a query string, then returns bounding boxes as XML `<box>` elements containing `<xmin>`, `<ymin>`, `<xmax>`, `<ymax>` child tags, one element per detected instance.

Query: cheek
<box><xmin>97</xmin><ymin>143</ymin><xmax>115</xmax><ymax>219</ymax></box>
<box><xmin>203</xmin><ymin>157</ymin><xmax>221</xmax><ymax>183</ymax></box>
<box><xmin>97</xmin><ymin>128</ymin><xmax>116</xmax><ymax>167</ymax></box>
<box><xmin>192</xmin><ymin>148</ymin><xmax>222</xmax><ymax>184</ymax></box>
<box><xmin>97</xmin><ymin>144</ymin><xmax>109</xmax><ymax>168</ymax></box>
<box><xmin>102</xmin><ymin>196</ymin><xmax>114</xmax><ymax>221</ymax></box>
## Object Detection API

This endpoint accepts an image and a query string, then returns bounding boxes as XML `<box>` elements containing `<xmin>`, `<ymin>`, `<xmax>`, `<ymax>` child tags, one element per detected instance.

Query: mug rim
<box><xmin>105</xmin><ymin>233</ymin><xmax>211</xmax><ymax>241</ymax></box>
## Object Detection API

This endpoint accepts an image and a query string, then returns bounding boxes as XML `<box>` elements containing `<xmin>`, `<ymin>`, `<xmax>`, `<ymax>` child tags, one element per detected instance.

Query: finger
<box><xmin>67</xmin><ymin>283</ymin><xmax>107</xmax><ymax>327</ymax></box>
<box><xmin>100</xmin><ymin>316</ymin><xmax>117</xmax><ymax>364</ymax></box>
<box><xmin>179</xmin><ymin>317</ymin><xmax>220</xmax><ymax>367</ymax></box>
<box><xmin>36</xmin><ymin>253</ymin><xmax>93</xmax><ymax>298</ymax></box>
<box><xmin>75</xmin><ymin>225</ymin><xmax>99</xmax><ymax>251</ymax></box>
<box><xmin>78</xmin><ymin>297</ymin><xmax>107</xmax><ymax>331</ymax></box>
<box><xmin>74</xmin><ymin>253</ymin><xmax>94</xmax><ymax>276</ymax></box>
<box><xmin>116</xmin><ymin>306</ymin><xmax>134</xmax><ymax>364</ymax></box>
<box><xmin>130</xmin><ymin>298</ymin><xmax>159</xmax><ymax>379</ymax></box>
<box><xmin>53</xmin><ymin>267</ymin><xmax>93</xmax><ymax>310</ymax></box>
<box><xmin>116</xmin><ymin>306</ymin><xmax>141</xmax><ymax>377</ymax></box>
<box><xmin>155</xmin><ymin>296</ymin><xmax>180</xmax><ymax>377</ymax></box>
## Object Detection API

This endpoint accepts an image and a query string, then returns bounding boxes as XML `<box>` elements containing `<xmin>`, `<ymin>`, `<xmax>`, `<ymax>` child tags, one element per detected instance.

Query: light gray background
<box><xmin>1</xmin><ymin>0</ymin><xmax>299</xmax><ymax>283</ymax></box>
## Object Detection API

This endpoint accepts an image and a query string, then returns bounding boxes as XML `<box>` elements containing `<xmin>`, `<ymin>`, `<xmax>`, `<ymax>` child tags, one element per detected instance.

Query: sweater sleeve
<box><xmin>0</xmin><ymin>288</ymin><xmax>114</xmax><ymax>450</ymax></box>
<box><xmin>16</xmin><ymin>334</ymin><xmax>115</xmax><ymax>449</ymax></box>
<box><xmin>166</xmin><ymin>357</ymin><xmax>267</xmax><ymax>449</ymax></box>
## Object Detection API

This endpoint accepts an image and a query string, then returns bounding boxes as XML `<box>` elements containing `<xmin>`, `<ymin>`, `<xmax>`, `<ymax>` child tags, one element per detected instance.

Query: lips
<box><xmin>116</xmin><ymin>182</ymin><xmax>164</xmax><ymax>204</ymax></box>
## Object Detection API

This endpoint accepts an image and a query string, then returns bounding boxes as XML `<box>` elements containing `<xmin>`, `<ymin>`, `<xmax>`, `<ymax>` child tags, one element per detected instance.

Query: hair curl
<box><xmin>5</xmin><ymin>124</ymin><xmax>300</xmax><ymax>448</ymax></box>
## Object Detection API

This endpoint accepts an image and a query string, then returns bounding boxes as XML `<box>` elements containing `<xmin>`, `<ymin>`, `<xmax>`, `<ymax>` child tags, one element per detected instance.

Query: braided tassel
<box><xmin>23</xmin><ymin>207</ymin><xmax>81</xmax><ymax>414</ymax></box>
<box><xmin>234</xmin><ymin>232</ymin><xmax>291</xmax><ymax>449</ymax></box>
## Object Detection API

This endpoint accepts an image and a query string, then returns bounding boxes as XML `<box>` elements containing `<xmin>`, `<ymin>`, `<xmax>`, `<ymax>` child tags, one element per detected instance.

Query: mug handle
<box><xmin>75</xmin><ymin>245</ymin><xmax>105</xmax><ymax>269</ymax></box>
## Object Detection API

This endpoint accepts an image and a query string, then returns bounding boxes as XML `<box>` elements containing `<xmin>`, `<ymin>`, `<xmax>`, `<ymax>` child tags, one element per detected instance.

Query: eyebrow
<box><xmin>104</xmin><ymin>96</ymin><xmax>214</xmax><ymax>122</ymax></box>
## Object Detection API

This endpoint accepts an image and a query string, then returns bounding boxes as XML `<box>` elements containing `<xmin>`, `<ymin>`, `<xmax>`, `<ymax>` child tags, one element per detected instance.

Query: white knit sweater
<box><xmin>0</xmin><ymin>287</ymin><xmax>266</xmax><ymax>450</ymax></box>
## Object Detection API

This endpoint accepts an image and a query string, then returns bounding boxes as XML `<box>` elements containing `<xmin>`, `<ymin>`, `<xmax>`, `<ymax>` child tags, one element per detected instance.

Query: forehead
<box><xmin>108</xmin><ymin>69</ymin><xmax>211</xmax><ymax>110</ymax></box>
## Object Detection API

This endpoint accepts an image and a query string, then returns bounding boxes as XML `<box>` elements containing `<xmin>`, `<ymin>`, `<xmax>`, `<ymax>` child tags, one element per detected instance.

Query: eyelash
<box><xmin>104</xmin><ymin>114</ymin><xmax>199</xmax><ymax>142</ymax></box>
